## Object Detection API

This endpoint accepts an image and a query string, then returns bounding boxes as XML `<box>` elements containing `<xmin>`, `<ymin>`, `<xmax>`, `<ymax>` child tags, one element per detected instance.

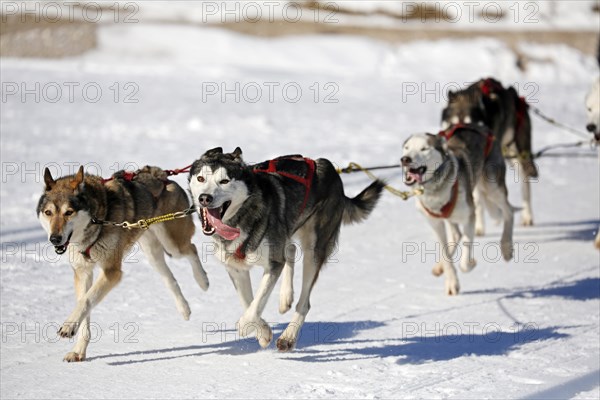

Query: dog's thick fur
<box><xmin>585</xmin><ymin>76</ymin><xmax>600</xmax><ymax>249</ymax></box>
<box><xmin>37</xmin><ymin>166</ymin><xmax>209</xmax><ymax>362</ymax></box>
<box><xmin>401</xmin><ymin>127</ymin><xmax>514</xmax><ymax>295</ymax></box>
<box><xmin>188</xmin><ymin>148</ymin><xmax>384</xmax><ymax>351</ymax></box>
<box><xmin>442</xmin><ymin>78</ymin><xmax>536</xmax><ymax>230</ymax></box>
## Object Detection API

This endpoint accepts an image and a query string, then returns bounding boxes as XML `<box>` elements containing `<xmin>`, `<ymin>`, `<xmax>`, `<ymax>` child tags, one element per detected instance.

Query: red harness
<box><xmin>481</xmin><ymin>77</ymin><xmax>529</xmax><ymax>141</ymax></box>
<box><xmin>481</xmin><ymin>78</ymin><xmax>504</xmax><ymax>97</ymax></box>
<box><xmin>233</xmin><ymin>156</ymin><xmax>316</xmax><ymax>260</ymax></box>
<box><xmin>428</xmin><ymin>124</ymin><xmax>492</xmax><ymax>219</ymax></box>
<box><xmin>439</xmin><ymin>124</ymin><xmax>495</xmax><ymax>158</ymax></box>
<box><xmin>421</xmin><ymin>180</ymin><xmax>459</xmax><ymax>219</ymax></box>
<box><xmin>252</xmin><ymin>156</ymin><xmax>316</xmax><ymax>217</ymax></box>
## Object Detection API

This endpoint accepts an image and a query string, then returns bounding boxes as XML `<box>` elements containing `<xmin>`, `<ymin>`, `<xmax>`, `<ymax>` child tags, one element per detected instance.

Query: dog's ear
<box><xmin>232</xmin><ymin>147</ymin><xmax>243</xmax><ymax>161</ymax></box>
<box><xmin>43</xmin><ymin>167</ymin><xmax>56</xmax><ymax>191</ymax></box>
<box><xmin>447</xmin><ymin>90</ymin><xmax>456</xmax><ymax>101</ymax></box>
<box><xmin>428</xmin><ymin>133</ymin><xmax>448</xmax><ymax>153</ymax></box>
<box><xmin>205</xmin><ymin>147</ymin><xmax>223</xmax><ymax>157</ymax></box>
<box><xmin>69</xmin><ymin>166</ymin><xmax>84</xmax><ymax>192</ymax></box>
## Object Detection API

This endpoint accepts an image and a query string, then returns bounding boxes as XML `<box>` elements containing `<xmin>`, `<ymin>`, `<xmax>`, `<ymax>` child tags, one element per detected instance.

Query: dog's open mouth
<box><xmin>54</xmin><ymin>232</ymin><xmax>73</xmax><ymax>255</ymax></box>
<box><xmin>200</xmin><ymin>201</ymin><xmax>240</xmax><ymax>240</ymax></box>
<box><xmin>405</xmin><ymin>166</ymin><xmax>427</xmax><ymax>186</ymax></box>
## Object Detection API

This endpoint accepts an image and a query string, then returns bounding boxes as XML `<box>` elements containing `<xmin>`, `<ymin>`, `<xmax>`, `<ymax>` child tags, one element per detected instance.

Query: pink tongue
<box><xmin>206</xmin><ymin>209</ymin><xmax>240</xmax><ymax>240</ymax></box>
<box><xmin>408</xmin><ymin>172</ymin><xmax>423</xmax><ymax>183</ymax></box>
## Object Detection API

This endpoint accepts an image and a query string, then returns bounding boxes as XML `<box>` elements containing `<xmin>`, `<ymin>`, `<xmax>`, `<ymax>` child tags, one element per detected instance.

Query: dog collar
<box><xmin>421</xmin><ymin>180</ymin><xmax>459</xmax><ymax>219</ymax></box>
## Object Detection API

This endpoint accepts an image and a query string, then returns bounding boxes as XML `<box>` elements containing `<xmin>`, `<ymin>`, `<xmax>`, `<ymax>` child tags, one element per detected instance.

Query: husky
<box><xmin>585</xmin><ymin>76</ymin><xmax>600</xmax><ymax>249</ymax></box>
<box><xmin>188</xmin><ymin>147</ymin><xmax>384</xmax><ymax>351</ymax></box>
<box><xmin>442</xmin><ymin>78</ymin><xmax>536</xmax><ymax>232</ymax></box>
<box><xmin>401</xmin><ymin>125</ymin><xmax>514</xmax><ymax>295</ymax></box>
<box><xmin>37</xmin><ymin>166</ymin><xmax>209</xmax><ymax>362</ymax></box>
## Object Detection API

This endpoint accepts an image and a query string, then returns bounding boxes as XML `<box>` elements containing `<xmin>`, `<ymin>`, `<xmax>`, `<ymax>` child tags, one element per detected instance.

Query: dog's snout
<box><xmin>586</xmin><ymin>123</ymin><xmax>597</xmax><ymax>133</ymax></box>
<box><xmin>198</xmin><ymin>194</ymin><xmax>214</xmax><ymax>207</ymax></box>
<box><xmin>401</xmin><ymin>156</ymin><xmax>412</xmax><ymax>166</ymax></box>
<box><xmin>50</xmin><ymin>234</ymin><xmax>63</xmax><ymax>245</ymax></box>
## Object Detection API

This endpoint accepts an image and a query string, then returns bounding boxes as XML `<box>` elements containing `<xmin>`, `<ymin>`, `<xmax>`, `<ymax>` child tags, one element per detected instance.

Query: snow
<box><xmin>1</xmin><ymin>19</ymin><xmax>600</xmax><ymax>400</ymax></box>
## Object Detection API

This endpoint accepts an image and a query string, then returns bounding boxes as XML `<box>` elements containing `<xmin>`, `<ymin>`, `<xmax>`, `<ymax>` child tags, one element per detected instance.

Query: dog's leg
<box><xmin>58</xmin><ymin>262</ymin><xmax>123</xmax><ymax>338</ymax></box>
<box><xmin>487</xmin><ymin>182</ymin><xmax>514</xmax><ymax>261</ymax></box>
<box><xmin>63</xmin><ymin>266</ymin><xmax>93</xmax><ymax>362</ymax></box>
<box><xmin>519</xmin><ymin>161</ymin><xmax>534</xmax><ymax>226</ymax></box>
<box><xmin>459</xmin><ymin>211</ymin><xmax>477</xmax><ymax>273</ymax></box>
<box><xmin>139</xmin><ymin>232</ymin><xmax>191</xmax><ymax>320</ymax></box>
<box><xmin>183</xmin><ymin>243</ymin><xmax>209</xmax><ymax>291</ymax></box>
<box><xmin>237</xmin><ymin>261</ymin><xmax>284</xmax><ymax>349</ymax></box>
<box><xmin>277</xmin><ymin>239</ymin><xmax>321</xmax><ymax>352</ymax></box>
<box><xmin>152</xmin><ymin>224</ymin><xmax>209</xmax><ymax>291</ymax></box>
<box><xmin>427</xmin><ymin>218</ymin><xmax>459</xmax><ymax>295</ymax></box>
<box><xmin>279</xmin><ymin>243</ymin><xmax>296</xmax><ymax>314</ymax></box>
<box><xmin>473</xmin><ymin>187</ymin><xmax>486</xmax><ymax>236</ymax></box>
<box><xmin>433</xmin><ymin>223</ymin><xmax>461</xmax><ymax>276</ymax></box>
<box><xmin>227</xmin><ymin>268</ymin><xmax>253</xmax><ymax>310</ymax></box>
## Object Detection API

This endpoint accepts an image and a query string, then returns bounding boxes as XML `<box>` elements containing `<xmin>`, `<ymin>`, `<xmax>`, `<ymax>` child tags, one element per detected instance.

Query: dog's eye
<box><xmin>219</xmin><ymin>179</ymin><xmax>230</xmax><ymax>185</ymax></box>
<box><xmin>197</xmin><ymin>176</ymin><xmax>205</xmax><ymax>183</ymax></box>
<box><xmin>44</xmin><ymin>210</ymin><xmax>52</xmax><ymax>216</ymax></box>
<box><xmin>65</xmin><ymin>210</ymin><xmax>74</xmax><ymax>216</ymax></box>
<box><xmin>421</xmin><ymin>147</ymin><xmax>428</xmax><ymax>151</ymax></box>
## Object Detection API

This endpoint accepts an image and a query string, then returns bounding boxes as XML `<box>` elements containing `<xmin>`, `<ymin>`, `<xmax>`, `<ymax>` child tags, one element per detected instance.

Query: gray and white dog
<box><xmin>442</xmin><ymin>78</ymin><xmax>536</xmax><ymax>231</ymax></box>
<box><xmin>188</xmin><ymin>147</ymin><xmax>384</xmax><ymax>351</ymax></box>
<box><xmin>401</xmin><ymin>126</ymin><xmax>514</xmax><ymax>295</ymax></box>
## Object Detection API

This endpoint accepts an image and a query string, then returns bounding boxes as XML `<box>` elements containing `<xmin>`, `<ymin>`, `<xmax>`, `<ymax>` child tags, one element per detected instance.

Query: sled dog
<box><xmin>37</xmin><ymin>166</ymin><xmax>209</xmax><ymax>361</ymax></box>
<box><xmin>188</xmin><ymin>147</ymin><xmax>384</xmax><ymax>351</ymax></box>
<box><xmin>402</xmin><ymin>125</ymin><xmax>514</xmax><ymax>295</ymax></box>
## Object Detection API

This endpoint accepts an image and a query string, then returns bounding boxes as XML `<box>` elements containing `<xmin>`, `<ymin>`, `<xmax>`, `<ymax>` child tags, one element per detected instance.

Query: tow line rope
<box><xmin>336</xmin><ymin>162</ymin><xmax>423</xmax><ymax>200</ymax></box>
<box><xmin>92</xmin><ymin>164</ymin><xmax>197</xmax><ymax>230</ymax></box>
<box><xmin>529</xmin><ymin>105</ymin><xmax>594</xmax><ymax>140</ymax></box>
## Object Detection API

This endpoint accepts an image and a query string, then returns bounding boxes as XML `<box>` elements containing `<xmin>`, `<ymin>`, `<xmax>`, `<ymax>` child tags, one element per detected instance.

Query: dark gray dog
<box><xmin>188</xmin><ymin>147</ymin><xmax>384</xmax><ymax>351</ymax></box>
<box><xmin>442</xmin><ymin>78</ymin><xmax>536</xmax><ymax>230</ymax></box>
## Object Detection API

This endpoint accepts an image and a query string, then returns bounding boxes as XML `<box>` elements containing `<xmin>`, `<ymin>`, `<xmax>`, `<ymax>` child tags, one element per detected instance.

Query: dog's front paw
<box><xmin>193</xmin><ymin>269</ymin><xmax>209</xmax><ymax>292</ymax></box>
<box><xmin>431</xmin><ymin>262</ymin><xmax>444</xmax><ymax>277</ymax></box>
<box><xmin>63</xmin><ymin>352</ymin><xmax>85</xmax><ymax>362</ymax></box>
<box><xmin>521</xmin><ymin>211</ymin><xmax>533</xmax><ymax>227</ymax></box>
<box><xmin>276</xmin><ymin>336</ymin><xmax>296</xmax><ymax>352</ymax></box>
<box><xmin>257</xmin><ymin>324</ymin><xmax>273</xmax><ymax>349</ymax></box>
<box><xmin>445</xmin><ymin>279</ymin><xmax>460</xmax><ymax>296</ymax></box>
<box><xmin>475</xmin><ymin>226</ymin><xmax>485</xmax><ymax>236</ymax></box>
<box><xmin>501</xmin><ymin>241</ymin><xmax>514</xmax><ymax>261</ymax></box>
<box><xmin>177</xmin><ymin>299</ymin><xmax>191</xmax><ymax>321</ymax></box>
<box><xmin>58</xmin><ymin>322</ymin><xmax>78</xmax><ymax>338</ymax></box>
<box><xmin>460</xmin><ymin>258</ymin><xmax>476</xmax><ymax>273</ymax></box>
<box><xmin>279</xmin><ymin>288</ymin><xmax>293</xmax><ymax>314</ymax></box>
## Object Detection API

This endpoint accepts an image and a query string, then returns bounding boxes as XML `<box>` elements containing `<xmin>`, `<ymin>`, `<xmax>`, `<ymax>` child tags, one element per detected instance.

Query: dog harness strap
<box><xmin>484</xmin><ymin>131</ymin><xmax>495</xmax><ymax>157</ymax></box>
<box><xmin>515</xmin><ymin>96</ymin><xmax>529</xmax><ymax>138</ymax></box>
<box><xmin>440</xmin><ymin>125</ymin><xmax>495</xmax><ymax>158</ymax></box>
<box><xmin>238</xmin><ymin>157</ymin><xmax>316</xmax><ymax>261</ymax></box>
<box><xmin>253</xmin><ymin>157</ymin><xmax>316</xmax><ymax>216</ymax></box>
<box><xmin>234</xmin><ymin>244</ymin><xmax>246</xmax><ymax>260</ymax></box>
<box><xmin>438</xmin><ymin>123</ymin><xmax>464</xmax><ymax>140</ymax></box>
<box><xmin>422</xmin><ymin>180</ymin><xmax>459</xmax><ymax>219</ymax></box>
<box><xmin>481</xmin><ymin>78</ymin><xmax>504</xmax><ymax>96</ymax></box>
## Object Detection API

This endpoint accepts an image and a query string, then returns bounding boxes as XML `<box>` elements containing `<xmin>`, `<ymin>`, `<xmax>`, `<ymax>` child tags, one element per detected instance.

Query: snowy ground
<box><xmin>1</xmin><ymin>21</ymin><xmax>600</xmax><ymax>399</ymax></box>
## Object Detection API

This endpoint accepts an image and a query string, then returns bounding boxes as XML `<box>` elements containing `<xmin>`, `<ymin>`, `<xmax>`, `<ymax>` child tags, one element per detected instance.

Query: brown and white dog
<box><xmin>37</xmin><ymin>166</ymin><xmax>209</xmax><ymax>361</ymax></box>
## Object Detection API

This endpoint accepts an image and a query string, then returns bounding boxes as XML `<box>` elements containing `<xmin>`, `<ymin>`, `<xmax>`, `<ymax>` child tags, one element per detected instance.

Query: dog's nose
<box><xmin>586</xmin><ymin>123</ymin><xmax>597</xmax><ymax>133</ymax></box>
<box><xmin>198</xmin><ymin>194</ymin><xmax>214</xmax><ymax>207</ymax></box>
<box><xmin>401</xmin><ymin>156</ymin><xmax>412</xmax><ymax>166</ymax></box>
<box><xmin>50</xmin><ymin>234</ymin><xmax>63</xmax><ymax>245</ymax></box>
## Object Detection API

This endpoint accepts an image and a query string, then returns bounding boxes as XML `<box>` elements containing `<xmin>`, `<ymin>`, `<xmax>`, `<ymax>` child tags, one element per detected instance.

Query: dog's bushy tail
<box><xmin>342</xmin><ymin>180</ymin><xmax>385</xmax><ymax>225</ymax></box>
